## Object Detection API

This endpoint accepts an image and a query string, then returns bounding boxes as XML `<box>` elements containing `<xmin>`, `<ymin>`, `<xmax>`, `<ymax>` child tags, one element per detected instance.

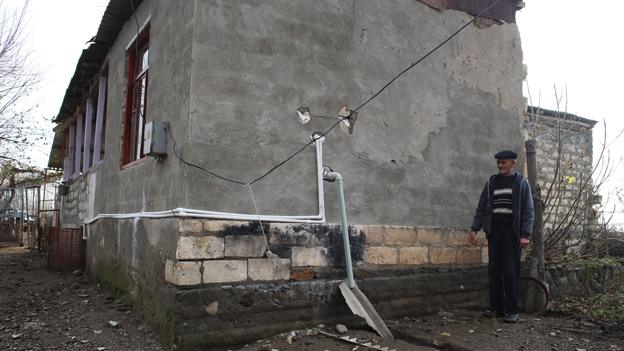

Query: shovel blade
<box><xmin>339</xmin><ymin>281</ymin><xmax>394</xmax><ymax>340</ymax></box>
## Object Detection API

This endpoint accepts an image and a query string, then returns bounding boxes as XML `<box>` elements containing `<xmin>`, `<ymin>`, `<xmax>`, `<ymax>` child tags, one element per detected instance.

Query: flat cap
<box><xmin>495</xmin><ymin>150</ymin><xmax>517</xmax><ymax>160</ymax></box>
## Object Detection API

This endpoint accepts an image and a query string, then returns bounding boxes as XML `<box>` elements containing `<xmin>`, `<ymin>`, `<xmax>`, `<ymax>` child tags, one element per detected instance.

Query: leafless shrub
<box><xmin>0</xmin><ymin>0</ymin><xmax>43</xmax><ymax>160</ymax></box>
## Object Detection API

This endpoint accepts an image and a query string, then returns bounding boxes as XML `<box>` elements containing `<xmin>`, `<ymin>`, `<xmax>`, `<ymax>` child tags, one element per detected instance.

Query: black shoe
<box><xmin>503</xmin><ymin>313</ymin><xmax>520</xmax><ymax>323</ymax></box>
<box><xmin>482</xmin><ymin>310</ymin><xmax>504</xmax><ymax>318</ymax></box>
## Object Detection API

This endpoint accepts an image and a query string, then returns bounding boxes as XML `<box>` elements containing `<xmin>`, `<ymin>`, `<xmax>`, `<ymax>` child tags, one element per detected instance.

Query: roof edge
<box><xmin>526</xmin><ymin>106</ymin><xmax>598</xmax><ymax>128</ymax></box>
<box><xmin>53</xmin><ymin>0</ymin><xmax>144</xmax><ymax>123</ymax></box>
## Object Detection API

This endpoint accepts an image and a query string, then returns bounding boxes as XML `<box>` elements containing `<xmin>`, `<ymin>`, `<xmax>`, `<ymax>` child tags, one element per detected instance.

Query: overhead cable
<box><xmin>158</xmin><ymin>0</ymin><xmax>503</xmax><ymax>187</ymax></box>
<box><xmin>353</xmin><ymin>0</ymin><xmax>503</xmax><ymax>112</ymax></box>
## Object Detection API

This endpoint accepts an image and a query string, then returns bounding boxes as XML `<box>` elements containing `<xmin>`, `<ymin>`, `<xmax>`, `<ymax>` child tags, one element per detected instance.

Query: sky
<box><xmin>6</xmin><ymin>0</ymin><xmax>624</xmax><ymax>228</ymax></box>
<box><xmin>3</xmin><ymin>0</ymin><xmax>108</xmax><ymax>166</ymax></box>
<box><xmin>516</xmin><ymin>1</ymin><xmax>624</xmax><ymax>228</ymax></box>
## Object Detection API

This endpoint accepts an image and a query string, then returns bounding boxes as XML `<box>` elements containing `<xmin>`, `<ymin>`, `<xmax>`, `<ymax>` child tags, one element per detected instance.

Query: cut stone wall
<box><xmin>87</xmin><ymin>216</ymin><xmax>491</xmax><ymax>350</ymax></box>
<box><xmin>86</xmin><ymin>214</ymin><xmax>624</xmax><ymax>351</ymax></box>
<box><xmin>61</xmin><ymin>172</ymin><xmax>95</xmax><ymax>226</ymax></box>
<box><xmin>522</xmin><ymin>108</ymin><xmax>597</xmax><ymax>233</ymax></box>
<box><xmin>164</xmin><ymin>219</ymin><xmax>486</xmax><ymax>287</ymax></box>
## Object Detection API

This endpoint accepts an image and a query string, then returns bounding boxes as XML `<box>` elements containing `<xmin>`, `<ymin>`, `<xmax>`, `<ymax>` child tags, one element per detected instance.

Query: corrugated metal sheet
<box><xmin>48</xmin><ymin>0</ymin><xmax>143</xmax><ymax>168</ymax></box>
<box><xmin>526</xmin><ymin>106</ymin><xmax>598</xmax><ymax>128</ymax></box>
<box><xmin>418</xmin><ymin>0</ymin><xmax>520</xmax><ymax>23</ymax></box>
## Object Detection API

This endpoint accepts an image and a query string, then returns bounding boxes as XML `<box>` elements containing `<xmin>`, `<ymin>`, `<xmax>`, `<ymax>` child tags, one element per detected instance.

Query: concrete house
<box><xmin>48</xmin><ymin>0</ymin><xmax>527</xmax><ymax>349</ymax></box>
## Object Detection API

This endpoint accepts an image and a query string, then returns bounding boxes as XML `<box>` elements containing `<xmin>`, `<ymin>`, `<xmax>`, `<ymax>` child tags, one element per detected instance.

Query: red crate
<box><xmin>48</xmin><ymin>227</ymin><xmax>86</xmax><ymax>271</ymax></box>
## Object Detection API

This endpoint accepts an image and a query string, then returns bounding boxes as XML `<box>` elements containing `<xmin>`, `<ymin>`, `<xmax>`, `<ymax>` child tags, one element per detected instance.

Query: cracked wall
<box><xmin>184</xmin><ymin>0</ymin><xmax>526</xmax><ymax>227</ymax></box>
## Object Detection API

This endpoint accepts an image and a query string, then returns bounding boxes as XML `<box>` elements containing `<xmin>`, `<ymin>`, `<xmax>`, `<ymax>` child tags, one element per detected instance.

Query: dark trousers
<box><xmin>487</xmin><ymin>220</ymin><xmax>521</xmax><ymax>314</ymax></box>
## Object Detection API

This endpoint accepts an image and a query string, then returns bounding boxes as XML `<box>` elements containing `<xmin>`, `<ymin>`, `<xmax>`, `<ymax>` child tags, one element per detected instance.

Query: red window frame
<box><xmin>122</xmin><ymin>26</ymin><xmax>150</xmax><ymax>165</ymax></box>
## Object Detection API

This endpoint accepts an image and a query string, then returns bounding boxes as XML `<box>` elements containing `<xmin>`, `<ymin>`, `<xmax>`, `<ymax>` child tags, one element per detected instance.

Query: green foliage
<box><xmin>546</xmin><ymin>253</ymin><xmax>624</xmax><ymax>268</ymax></box>
<box><xmin>586</xmin><ymin>282</ymin><xmax>624</xmax><ymax>321</ymax></box>
<box><xmin>570</xmin><ymin>256</ymin><xmax>624</xmax><ymax>268</ymax></box>
<box><xmin>552</xmin><ymin>256</ymin><xmax>624</xmax><ymax>322</ymax></box>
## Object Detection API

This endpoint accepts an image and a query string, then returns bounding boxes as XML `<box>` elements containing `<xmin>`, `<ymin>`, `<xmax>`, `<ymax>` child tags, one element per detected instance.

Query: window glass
<box><xmin>122</xmin><ymin>26</ymin><xmax>149</xmax><ymax>165</ymax></box>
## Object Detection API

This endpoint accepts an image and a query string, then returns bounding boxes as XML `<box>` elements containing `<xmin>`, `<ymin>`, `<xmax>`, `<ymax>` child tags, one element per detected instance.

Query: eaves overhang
<box><xmin>48</xmin><ymin>0</ymin><xmax>143</xmax><ymax>168</ymax></box>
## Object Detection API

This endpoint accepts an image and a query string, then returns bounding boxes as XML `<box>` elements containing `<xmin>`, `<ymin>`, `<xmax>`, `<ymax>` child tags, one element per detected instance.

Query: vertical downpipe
<box><xmin>335</xmin><ymin>175</ymin><xmax>355</xmax><ymax>288</ymax></box>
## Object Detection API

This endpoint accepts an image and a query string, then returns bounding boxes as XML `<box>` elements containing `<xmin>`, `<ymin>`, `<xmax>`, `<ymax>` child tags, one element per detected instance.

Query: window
<box><xmin>122</xmin><ymin>25</ymin><xmax>149</xmax><ymax>165</ymax></box>
<box><xmin>63</xmin><ymin>123</ymin><xmax>75</xmax><ymax>182</ymax></box>
<box><xmin>61</xmin><ymin>69</ymin><xmax>108</xmax><ymax>180</ymax></box>
<box><xmin>93</xmin><ymin>72</ymin><xmax>108</xmax><ymax>165</ymax></box>
<box><xmin>75</xmin><ymin>108</ymin><xmax>84</xmax><ymax>177</ymax></box>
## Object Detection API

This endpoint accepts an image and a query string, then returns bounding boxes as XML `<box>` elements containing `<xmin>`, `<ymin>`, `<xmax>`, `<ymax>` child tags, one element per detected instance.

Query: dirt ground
<box><xmin>0</xmin><ymin>243</ymin><xmax>162</xmax><ymax>351</ymax></box>
<box><xmin>2</xmin><ymin>243</ymin><xmax>623</xmax><ymax>351</ymax></box>
<box><xmin>239</xmin><ymin>311</ymin><xmax>624</xmax><ymax>351</ymax></box>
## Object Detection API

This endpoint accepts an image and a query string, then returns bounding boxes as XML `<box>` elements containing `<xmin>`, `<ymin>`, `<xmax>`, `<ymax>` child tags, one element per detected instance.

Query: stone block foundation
<box><xmin>88</xmin><ymin>218</ymin><xmax>491</xmax><ymax>350</ymax></box>
<box><xmin>164</xmin><ymin>220</ymin><xmax>488</xmax><ymax>287</ymax></box>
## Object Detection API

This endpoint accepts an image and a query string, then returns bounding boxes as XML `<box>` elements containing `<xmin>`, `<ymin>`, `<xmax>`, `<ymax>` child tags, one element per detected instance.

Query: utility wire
<box><xmin>165</xmin><ymin>125</ymin><xmax>247</xmax><ymax>185</ymax></box>
<box><xmin>165</xmin><ymin>119</ymin><xmax>342</xmax><ymax>186</ymax></box>
<box><xmin>353</xmin><ymin>0</ymin><xmax>503</xmax><ymax>112</ymax></box>
<box><xmin>247</xmin><ymin>184</ymin><xmax>280</xmax><ymax>261</ymax></box>
<box><xmin>132</xmin><ymin>0</ymin><xmax>503</xmax><ymax>188</ymax></box>
<box><xmin>176</xmin><ymin>0</ymin><xmax>500</xmax><ymax>185</ymax></box>
<box><xmin>248</xmin><ymin>119</ymin><xmax>341</xmax><ymax>185</ymax></box>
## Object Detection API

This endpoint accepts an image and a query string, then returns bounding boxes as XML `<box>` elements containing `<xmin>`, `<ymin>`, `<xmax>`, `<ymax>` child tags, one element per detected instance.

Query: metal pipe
<box><xmin>19</xmin><ymin>185</ymin><xmax>24</xmax><ymax>245</ymax></box>
<box><xmin>25</xmin><ymin>184</ymin><xmax>29</xmax><ymax>247</ymax></box>
<box><xmin>83</xmin><ymin>134</ymin><xmax>327</xmax><ymax>226</ymax></box>
<box><xmin>37</xmin><ymin>186</ymin><xmax>41</xmax><ymax>252</ymax></box>
<box><xmin>87</xmin><ymin>209</ymin><xmax>326</xmax><ymax>224</ymax></box>
<box><xmin>324</xmin><ymin>170</ymin><xmax>355</xmax><ymax>289</ymax></box>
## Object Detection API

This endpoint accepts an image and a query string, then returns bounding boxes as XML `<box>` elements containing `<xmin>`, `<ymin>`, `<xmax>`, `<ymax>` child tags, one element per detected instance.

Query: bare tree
<box><xmin>524</xmin><ymin>83</ymin><xmax>623</xmax><ymax>263</ymax></box>
<box><xmin>0</xmin><ymin>0</ymin><xmax>41</xmax><ymax>160</ymax></box>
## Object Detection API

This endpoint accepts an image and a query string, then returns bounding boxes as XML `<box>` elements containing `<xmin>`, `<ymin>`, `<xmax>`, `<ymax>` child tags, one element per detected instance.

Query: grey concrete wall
<box><xmin>185</xmin><ymin>0</ymin><xmax>526</xmax><ymax>227</ymax></box>
<box><xmin>86</xmin><ymin>217</ymin><xmax>179</xmax><ymax>344</ymax></box>
<box><xmin>88</xmin><ymin>0</ymin><xmax>194</xmax><ymax>216</ymax></box>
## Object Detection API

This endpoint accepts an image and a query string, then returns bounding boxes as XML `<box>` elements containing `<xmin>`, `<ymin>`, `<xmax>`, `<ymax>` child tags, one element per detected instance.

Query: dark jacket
<box><xmin>470</xmin><ymin>172</ymin><xmax>534</xmax><ymax>239</ymax></box>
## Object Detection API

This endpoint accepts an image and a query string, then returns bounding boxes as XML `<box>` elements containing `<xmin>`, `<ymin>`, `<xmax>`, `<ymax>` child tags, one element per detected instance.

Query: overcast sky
<box><xmin>517</xmin><ymin>1</ymin><xmax>624</xmax><ymax>227</ymax></box>
<box><xmin>8</xmin><ymin>0</ymin><xmax>624</xmax><ymax>227</ymax></box>
<box><xmin>5</xmin><ymin>0</ymin><xmax>108</xmax><ymax>166</ymax></box>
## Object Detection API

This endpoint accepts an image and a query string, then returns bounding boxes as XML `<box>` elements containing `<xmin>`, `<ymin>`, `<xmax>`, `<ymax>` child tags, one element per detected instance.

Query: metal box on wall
<box><xmin>143</xmin><ymin>121</ymin><xmax>167</xmax><ymax>157</ymax></box>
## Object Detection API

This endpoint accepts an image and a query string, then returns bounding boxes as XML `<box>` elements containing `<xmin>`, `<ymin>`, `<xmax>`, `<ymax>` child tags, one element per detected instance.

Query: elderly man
<box><xmin>468</xmin><ymin>150</ymin><xmax>534</xmax><ymax>323</ymax></box>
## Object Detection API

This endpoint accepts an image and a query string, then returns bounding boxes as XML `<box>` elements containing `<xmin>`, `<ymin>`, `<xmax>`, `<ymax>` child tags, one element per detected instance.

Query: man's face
<box><xmin>497</xmin><ymin>159</ymin><xmax>516</xmax><ymax>176</ymax></box>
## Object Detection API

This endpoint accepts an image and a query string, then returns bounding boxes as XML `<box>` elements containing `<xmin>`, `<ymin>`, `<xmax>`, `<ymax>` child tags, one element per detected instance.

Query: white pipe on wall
<box><xmin>83</xmin><ymin>134</ymin><xmax>327</xmax><ymax>225</ymax></box>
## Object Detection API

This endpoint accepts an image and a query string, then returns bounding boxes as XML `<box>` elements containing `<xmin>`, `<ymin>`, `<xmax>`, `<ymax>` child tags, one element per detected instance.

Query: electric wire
<box><xmin>247</xmin><ymin>184</ymin><xmax>278</xmax><ymax>260</ymax></box>
<box><xmin>353</xmin><ymin>0</ymin><xmax>503</xmax><ymax>112</ymax></box>
<box><xmin>247</xmin><ymin>119</ymin><xmax>341</xmax><ymax>185</ymax></box>
<box><xmin>129</xmin><ymin>0</ymin><xmax>503</xmax><ymax>190</ymax></box>
<box><xmin>165</xmin><ymin>125</ymin><xmax>247</xmax><ymax>185</ymax></box>
<box><xmin>164</xmin><ymin>119</ymin><xmax>341</xmax><ymax>186</ymax></box>
<box><xmin>168</xmin><ymin>0</ymin><xmax>502</xmax><ymax>186</ymax></box>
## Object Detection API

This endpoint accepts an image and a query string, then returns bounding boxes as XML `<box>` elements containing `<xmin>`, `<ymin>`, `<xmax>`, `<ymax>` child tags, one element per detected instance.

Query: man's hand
<box><xmin>520</xmin><ymin>237</ymin><xmax>530</xmax><ymax>248</ymax></box>
<box><xmin>468</xmin><ymin>230</ymin><xmax>479</xmax><ymax>245</ymax></box>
